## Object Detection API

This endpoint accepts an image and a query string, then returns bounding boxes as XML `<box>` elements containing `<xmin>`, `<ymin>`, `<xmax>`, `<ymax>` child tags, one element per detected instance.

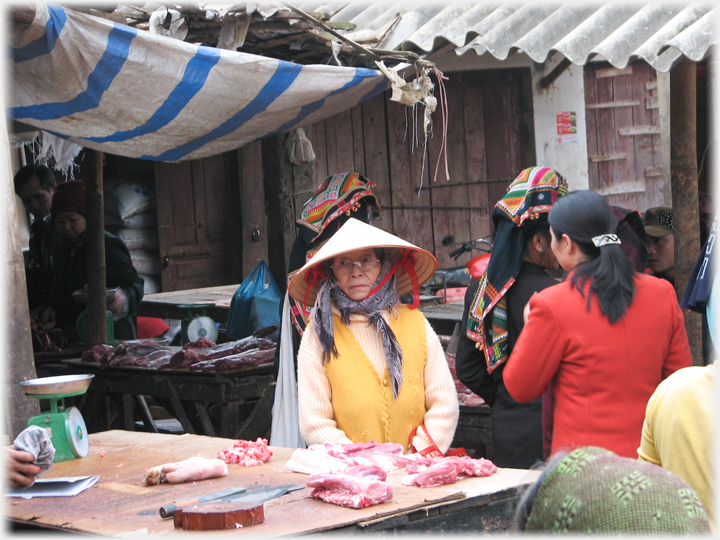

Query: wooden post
<box><xmin>669</xmin><ymin>58</ymin><xmax>702</xmax><ymax>365</ymax></box>
<box><xmin>84</xmin><ymin>149</ymin><xmax>107</xmax><ymax>345</ymax></box>
<box><xmin>261</xmin><ymin>134</ymin><xmax>295</xmax><ymax>294</ymax></box>
<box><xmin>239</xmin><ymin>142</ymin><xmax>268</xmax><ymax>278</ymax></box>
<box><xmin>2</xmin><ymin>108</ymin><xmax>39</xmax><ymax>438</ymax></box>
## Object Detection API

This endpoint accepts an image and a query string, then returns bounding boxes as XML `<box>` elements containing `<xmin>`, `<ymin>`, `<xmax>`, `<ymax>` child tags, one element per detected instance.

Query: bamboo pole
<box><xmin>669</xmin><ymin>58</ymin><xmax>702</xmax><ymax>365</ymax></box>
<box><xmin>84</xmin><ymin>149</ymin><xmax>107</xmax><ymax>345</ymax></box>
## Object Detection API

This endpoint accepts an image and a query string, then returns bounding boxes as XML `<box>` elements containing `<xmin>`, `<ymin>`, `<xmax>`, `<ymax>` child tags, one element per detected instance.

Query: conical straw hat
<box><xmin>288</xmin><ymin>218</ymin><xmax>437</xmax><ymax>306</ymax></box>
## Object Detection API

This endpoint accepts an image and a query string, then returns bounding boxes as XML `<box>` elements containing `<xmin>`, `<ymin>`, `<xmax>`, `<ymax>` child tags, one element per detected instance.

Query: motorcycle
<box><xmin>424</xmin><ymin>236</ymin><xmax>493</xmax><ymax>303</ymax></box>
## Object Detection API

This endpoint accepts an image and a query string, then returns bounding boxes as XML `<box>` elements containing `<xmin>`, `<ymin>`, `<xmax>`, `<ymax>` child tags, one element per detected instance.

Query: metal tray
<box><xmin>72</xmin><ymin>288</ymin><xmax>118</xmax><ymax>304</ymax></box>
<box><xmin>20</xmin><ymin>374</ymin><xmax>95</xmax><ymax>395</ymax></box>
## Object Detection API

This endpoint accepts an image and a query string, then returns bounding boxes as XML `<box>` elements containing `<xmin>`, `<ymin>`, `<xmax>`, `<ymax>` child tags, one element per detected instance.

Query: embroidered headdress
<box><xmin>289</xmin><ymin>172</ymin><xmax>380</xmax><ymax>334</ymax></box>
<box><xmin>466</xmin><ymin>167</ymin><xmax>568</xmax><ymax>372</ymax></box>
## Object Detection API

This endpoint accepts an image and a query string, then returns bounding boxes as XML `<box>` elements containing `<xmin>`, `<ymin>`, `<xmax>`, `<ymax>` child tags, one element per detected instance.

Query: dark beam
<box><xmin>669</xmin><ymin>58</ymin><xmax>702</xmax><ymax>365</ymax></box>
<box><xmin>84</xmin><ymin>149</ymin><xmax>107</xmax><ymax>345</ymax></box>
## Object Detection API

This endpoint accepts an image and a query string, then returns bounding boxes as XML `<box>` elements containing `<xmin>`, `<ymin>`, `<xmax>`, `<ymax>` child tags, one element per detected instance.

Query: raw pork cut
<box><xmin>144</xmin><ymin>456</ymin><xmax>228</xmax><ymax>485</ymax></box>
<box><xmin>307</xmin><ymin>472</ymin><xmax>393</xmax><ymax>509</ymax></box>
<box><xmin>343</xmin><ymin>464</ymin><xmax>387</xmax><ymax>481</ymax></box>
<box><xmin>81</xmin><ymin>344</ymin><xmax>113</xmax><ymax>363</ymax></box>
<box><xmin>182</xmin><ymin>337</ymin><xmax>216</xmax><ymax>349</ymax></box>
<box><xmin>285</xmin><ymin>447</ymin><xmax>351</xmax><ymax>475</ymax></box>
<box><xmin>401</xmin><ymin>455</ymin><xmax>497</xmax><ymax>487</ymax></box>
<box><xmin>285</xmin><ymin>441</ymin><xmax>412</xmax><ymax>475</ymax></box>
<box><xmin>96</xmin><ymin>341</ymin><xmax>173</xmax><ymax>367</ymax></box>
<box><xmin>217</xmin><ymin>438</ymin><xmax>272</xmax><ymax>466</ymax></box>
<box><xmin>166</xmin><ymin>349</ymin><xmax>201</xmax><ymax>369</ymax></box>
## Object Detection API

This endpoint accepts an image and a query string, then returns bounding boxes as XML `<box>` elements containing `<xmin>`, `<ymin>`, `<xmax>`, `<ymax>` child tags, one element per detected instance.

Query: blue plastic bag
<box><xmin>226</xmin><ymin>261</ymin><xmax>281</xmax><ymax>340</ymax></box>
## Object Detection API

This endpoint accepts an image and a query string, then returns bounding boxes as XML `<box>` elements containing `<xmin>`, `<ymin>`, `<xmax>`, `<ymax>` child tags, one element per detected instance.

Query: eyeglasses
<box><xmin>332</xmin><ymin>256</ymin><xmax>380</xmax><ymax>275</ymax></box>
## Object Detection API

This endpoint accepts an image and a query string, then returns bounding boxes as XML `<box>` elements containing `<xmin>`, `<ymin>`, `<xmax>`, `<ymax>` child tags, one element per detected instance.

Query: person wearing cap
<box><xmin>503</xmin><ymin>191</ymin><xmax>692</xmax><ymax>459</ymax></box>
<box><xmin>13</xmin><ymin>163</ymin><xmax>59</xmax><ymax>316</ymax></box>
<box><xmin>514</xmin><ymin>446</ymin><xmax>711</xmax><ymax>534</ymax></box>
<box><xmin>644</xmin><ymin>206</ymin><xmax>675</xmax><ymax>285</ymax></box>
<box><xmin>455</xmin><ymin>166</ymin><xmax>567</xmax><ymax>469</ymax></box>
<box><xmin>40</xmin><ymin>180</ymin><xmax>144</xmax><ymax>342</ymax></box>
<box><xmin>288</xmin><ymin>218</ymin><xmax>459</xmax><ymax>454</ymax></box>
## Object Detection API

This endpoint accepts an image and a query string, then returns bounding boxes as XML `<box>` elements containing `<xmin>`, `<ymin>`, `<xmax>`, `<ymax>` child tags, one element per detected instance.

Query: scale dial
<box><xmin>65</xmin><ymin>407</ymin><xmax>89</xmax><ymax>458</ymax></box>
<box><xmin>187</xmin><ymin>316</ymin><xmax>218</xmax><ymax>343</ymax></box>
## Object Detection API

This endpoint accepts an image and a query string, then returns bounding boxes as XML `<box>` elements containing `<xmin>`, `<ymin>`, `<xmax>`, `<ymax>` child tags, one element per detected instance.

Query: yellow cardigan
<box><xmin>297</xmin><ymin>304</ymin><xmax>459</xmax><ymax>453</ymax></box>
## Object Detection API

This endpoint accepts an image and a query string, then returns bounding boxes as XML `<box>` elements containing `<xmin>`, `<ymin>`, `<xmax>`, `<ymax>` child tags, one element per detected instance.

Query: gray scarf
<box><xmin>313</xmin><ymin>258</ymin><xmax>404</xmax><ymax>398</ymax></box>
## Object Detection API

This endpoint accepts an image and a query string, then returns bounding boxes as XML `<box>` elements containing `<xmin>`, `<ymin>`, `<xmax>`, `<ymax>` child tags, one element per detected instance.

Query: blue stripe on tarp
<box><xmin>9</xmin><ymin>24</ymin><xmax>136</xmax><ymax>120</ymax></box>
<box><xmin>140</xmin><ymin>60</ymin><xmax>303</xmax><ymax>161</ymax></box>
<box><xmin>12</xmin><ymin>4</ymin><xmax>67</xmax><ymax>63</ymax></box>
<box><xmin>263</xmin><ymin>68</ymin><xmax>388</xmax><ymax>138</ymax></box>
<box><xmin>85</xmin><ymin>47</ymin><xmax>222</xmax><ymax>143</ymax></box>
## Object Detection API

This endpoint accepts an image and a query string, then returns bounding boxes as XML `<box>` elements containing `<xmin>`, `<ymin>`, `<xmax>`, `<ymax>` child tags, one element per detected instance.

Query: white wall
<box><xmin>530</xmin><ymin>56</ymin><xmax>589</xmax><ymax>190</ymax></box>
<box><xmin>429</xmin><ymin>49</ymin><xmax>590</xmax><ymax>189</ymax></box>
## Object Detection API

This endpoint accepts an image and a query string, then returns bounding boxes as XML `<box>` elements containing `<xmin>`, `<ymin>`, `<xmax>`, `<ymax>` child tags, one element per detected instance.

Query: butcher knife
<box><xmin>159</xmin><ymin>486</ymin><xmax>247</xmax><ymax>518</ymax></box>
<box><xmin>223</xmin><ymin>483</ymin><xmax>305</xmax><ymax>504</ymax></box>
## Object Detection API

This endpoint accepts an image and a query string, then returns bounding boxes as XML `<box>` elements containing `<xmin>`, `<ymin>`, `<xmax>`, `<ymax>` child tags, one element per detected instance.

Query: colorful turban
<box><xmin>467</xmin><ymin>167</ymin><xmax>568</xmax><ymax>372</ymax></box>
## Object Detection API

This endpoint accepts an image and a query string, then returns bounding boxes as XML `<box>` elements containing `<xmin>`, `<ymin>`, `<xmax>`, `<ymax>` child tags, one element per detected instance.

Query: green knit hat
<box><xmin>524</xmin><ymin>447</ymin><xmax>711</xmax><ymax>534</ymax></box>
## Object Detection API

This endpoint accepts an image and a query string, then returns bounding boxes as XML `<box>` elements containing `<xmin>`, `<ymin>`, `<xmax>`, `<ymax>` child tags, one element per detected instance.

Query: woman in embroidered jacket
<box><xmin>288</xmin><ymin>218</ymin><xmax>459</xmax><ymax>454</ymax></box>
<box><xmin>503</xmin><ymin>190</ymin><xmax>692</xmax><ymax>459</ymax></box>
<box><xmin>456</xmin><ymin>167</ymin><xmax>568</xmax><ymax>469</ymax></box>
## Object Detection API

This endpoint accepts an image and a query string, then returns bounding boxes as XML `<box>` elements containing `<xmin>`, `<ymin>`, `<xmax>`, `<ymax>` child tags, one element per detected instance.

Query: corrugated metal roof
<box><xmin>298</xmin><ymin>1</ymin><xmax>716</xmax><ymax>71</ymax></box>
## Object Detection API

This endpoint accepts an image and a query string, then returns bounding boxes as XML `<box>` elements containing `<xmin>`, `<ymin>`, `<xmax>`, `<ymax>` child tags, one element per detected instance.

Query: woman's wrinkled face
<box><xmin>54</xmin><ymin>211</ymin><xmax>87</xmax><ymax>242</ymax></box>
<box><xmin>332</xmin><ymin>248</ymin><xmax>381</xmax><ymax>302</ymax></box>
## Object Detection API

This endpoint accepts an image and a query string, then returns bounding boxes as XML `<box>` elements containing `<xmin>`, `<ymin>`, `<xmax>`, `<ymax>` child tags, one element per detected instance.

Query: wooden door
<box><xmin>585</xmin><ymin>61</ymin><xmax>663</xmax><ymax>211</ymax></box>
<box><xmin>305</xmin><ymin>68</ymin><xmax>533</xmax><ymax>268</ymax></box>
<box><xmin>155</xmin><ymin>152</ymin><xmax>242</xmax><ymax>291</ymax></box>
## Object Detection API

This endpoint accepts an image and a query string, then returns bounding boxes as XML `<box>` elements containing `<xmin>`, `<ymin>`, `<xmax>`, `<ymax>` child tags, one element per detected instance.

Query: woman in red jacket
<box><xmin>503</xmin><ymin>190</ymin><xmax>692</xmax><ymax>459</ymax></box>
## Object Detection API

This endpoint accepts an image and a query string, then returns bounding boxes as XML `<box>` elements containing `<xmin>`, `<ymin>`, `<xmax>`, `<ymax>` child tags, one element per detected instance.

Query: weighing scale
<box><xmin>178</xmin><ymin>304</ymin><xmax>218</xmax><ymax>345</ymax></box>
<box><xmin>20</xmin><ymin>375</ymin><xmax>95</xmax><ymax>462</ymax></box>
<box><xmin>73</xmin><ymin>288</ymin><xmax>117</xmax><ymax>344</ymax></box>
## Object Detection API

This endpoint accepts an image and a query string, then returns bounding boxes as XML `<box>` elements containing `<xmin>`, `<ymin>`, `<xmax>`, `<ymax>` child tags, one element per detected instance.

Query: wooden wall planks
<box><xmin>585</xmin><ymin>61</ymin><xmax>663</xmax><ymax>211</ymax></box>
<box><xmin>303</xmin><ymin>68</ymin><xmax>531</xmax><ymax>267</ymax></box>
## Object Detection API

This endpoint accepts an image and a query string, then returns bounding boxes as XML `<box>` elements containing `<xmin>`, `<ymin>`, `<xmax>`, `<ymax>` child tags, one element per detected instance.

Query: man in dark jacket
<box><xmin>41</xmin><ymin>180</ymin><xmax>144</xmax><ymax>342</ymax></box>
<box><xmin>14</xmin><ymin>164</ymin><xmax>59</xmax><ymax>315</ymax></box>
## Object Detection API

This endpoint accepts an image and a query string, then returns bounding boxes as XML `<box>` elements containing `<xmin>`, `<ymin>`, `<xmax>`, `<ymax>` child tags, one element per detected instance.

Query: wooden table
<box><xmin>136</xmin><ymin>284</ymin><xmax>240</xmax><ymax>323</ymax></box>
<box><xmin>6</xmin><ymin>431</ymin><xmax>539</xmax><ymax>535</ymax></box>
<box><xmin>44</xmin><ymin>360</ymin><xmax>275</xmax><ymax>441</ymax></box>
<box><xmin>139</xmin><ymin>286</ymin><xmax>463</xmax><ymax>332</ymax></box>
<box><xmin>420</xmin><ymin>301</ymin><xmax>465</xmax><ymax>335</ymax></box>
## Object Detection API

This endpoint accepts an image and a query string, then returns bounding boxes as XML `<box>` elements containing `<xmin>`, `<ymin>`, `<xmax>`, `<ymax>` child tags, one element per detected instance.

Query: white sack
<box><xmin>270</xmin><ymin>291</ymin><xmax>306</xmax><ymax>449</ymax></box>
<box><xmin>117</xmin><ymin>227</ymin><xmax>159</xmax><ymax>251</ymax></box>
<box><xmin>129</xmin><ymin>248</ymin><xmax>162</xmax><ymax>276</ymax></box>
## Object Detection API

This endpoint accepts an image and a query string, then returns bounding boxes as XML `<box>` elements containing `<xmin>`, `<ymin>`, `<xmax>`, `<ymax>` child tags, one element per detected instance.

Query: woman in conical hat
<box><xmin>288</xmin><ymin>218</ymin><xmax>459</xmax><ymax>453</ymax></box>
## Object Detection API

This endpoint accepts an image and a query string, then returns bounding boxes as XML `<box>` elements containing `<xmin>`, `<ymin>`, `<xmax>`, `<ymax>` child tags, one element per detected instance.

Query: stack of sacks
<box><xmin>104</xmin><ymin>179</ymin><xmax>162</xmax><ymax>294</ymax></box>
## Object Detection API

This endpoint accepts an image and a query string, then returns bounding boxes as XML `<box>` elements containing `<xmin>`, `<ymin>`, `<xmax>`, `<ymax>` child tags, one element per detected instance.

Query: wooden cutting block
<box><xmin>174</xmin><ymin>502</ymin><xmax>264</xmax><ymax>530</ymax></box>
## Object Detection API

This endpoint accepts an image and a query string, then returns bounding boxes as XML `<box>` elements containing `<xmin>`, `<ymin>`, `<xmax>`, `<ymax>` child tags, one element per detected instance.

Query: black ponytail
<box><xmin>548</xmin><ymin>190</ymin><xmax>635</xmax><ymax>323</ymax></box>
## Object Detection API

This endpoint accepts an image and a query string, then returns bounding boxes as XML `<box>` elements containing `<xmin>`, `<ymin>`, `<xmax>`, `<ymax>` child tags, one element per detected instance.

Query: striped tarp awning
<box><xmin>9</xmin><ymin>4</ymin><xmax>389</xmax><ymax>162</ymax></box>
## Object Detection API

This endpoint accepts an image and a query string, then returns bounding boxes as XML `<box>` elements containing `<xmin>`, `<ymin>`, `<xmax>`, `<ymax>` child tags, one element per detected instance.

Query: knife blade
<box><xmin>223</xmin><ymin>484</ymin><xmax>305</xmax><ymax>505</ymax></box>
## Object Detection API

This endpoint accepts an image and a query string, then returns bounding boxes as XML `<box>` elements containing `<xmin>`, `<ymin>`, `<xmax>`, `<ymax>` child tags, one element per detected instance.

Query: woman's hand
<box><xmin>108</xmin><ymin>288</ymin><xmax>129</xmax><ymax>320</ymax></box>
<box><xmin>40</xmin><ymin>306</ymin><xmax>56</xmax><ymax>326</ymax></box>
<box><xmin>7</xmin><ymin>447</ymin><xmax>42</xmax><ymax>487</ymax></box>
